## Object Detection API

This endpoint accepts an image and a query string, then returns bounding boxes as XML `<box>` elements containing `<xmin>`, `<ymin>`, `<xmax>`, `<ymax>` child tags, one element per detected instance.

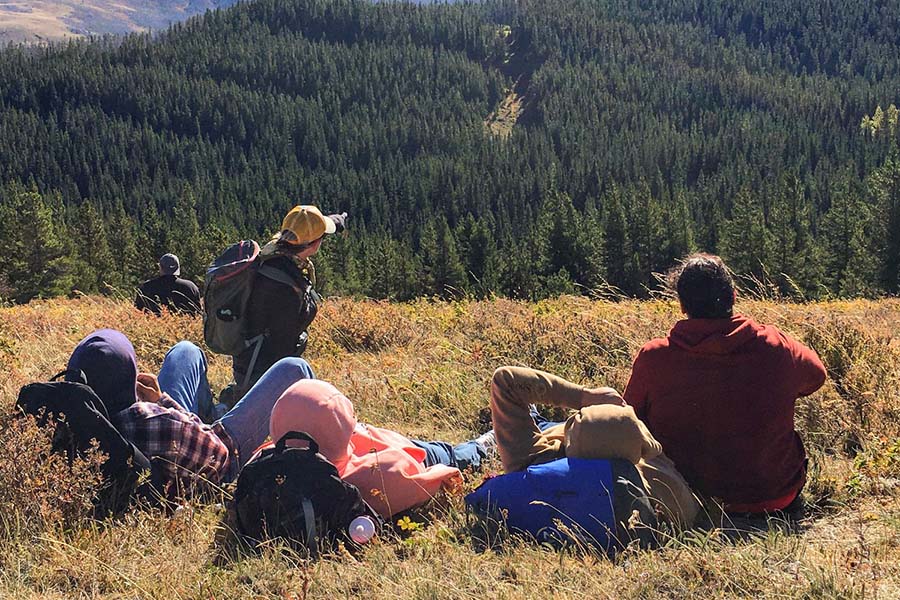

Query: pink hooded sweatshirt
<box><xmin>268</xmin><ymin>380</ymin><xmax>462</xmax><ymax>519</ymax></box>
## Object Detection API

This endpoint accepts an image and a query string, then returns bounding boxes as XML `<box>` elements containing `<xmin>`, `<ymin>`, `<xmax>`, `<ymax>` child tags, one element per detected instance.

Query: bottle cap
<box><xmin>349</xmin><ymin>515</ymin><xmax>376</xmax><ymax>544</ymax></box>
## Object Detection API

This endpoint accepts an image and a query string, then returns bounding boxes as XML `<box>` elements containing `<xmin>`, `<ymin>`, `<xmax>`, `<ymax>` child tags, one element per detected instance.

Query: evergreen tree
<box><xmin>70</xmin><ymin>202</ymin><xmax>115</xmax><ymax>294</ymax></box>
<box><xmin>198</xmin><ymin>224</ymin><xmax>230</xmax><ymax>283</ymax></box>
<box><xmin>107</xmin><ymin>204</ymin><xmax>144</xmax><ymax>291</ymax></box>
<box><xmin>536</xmin><ymin>189</ymin><xmax>602</xmax><ymax>292</ymax></box>
<box><xmin>0</xmin><ymin>186</ymin><xmax>73</xmax><ymax>303</ymax></box>
<box><xmin>861</xmin><ymin>104</ymin><xmax>900</xmax><ymax>294</ymax></box>
<box><xmin>869</xmin><ymin>152</ymin><xmax>900</xmax><ymax>294</ymax></box>
<box><xmin>543</xmin><ymin>267</ymin><xmax>577</xmax><ymax>296</ymax></box>
<box><xmin>721</xmin><ymin>187</ymin><xmax>772</xmax><ymax>287</ymax></box>
<box><xmin>419</xmin><ymin>217</ymin><xmax>467</xmax><ymax>299</ymax></box>
<box><xmin>768</xmin><ymin>175</ymin><xmax>822</xmax><ymax>298</ymax></box>
<box><xmin>818</xmin><ymin>173</ymin><xmax>875</xmax><ymax>296</ymax></box>
<box><xmin>460</xmin><ymin>216</ymin><xmax>501</xmax><ymax>298</ymax></box>
<box><xmin>365</xmin><ymin>236</ymin><xmax>420</xmax><ymax>301</ymax></box>
<box><xmin>600</xmin><ymin>185</ymin><xmax>634</xmax><ymax>294</ymax></box>
<box><xmin>313</xmin><ymin>232</ymin><xmax>370</xmax><ymax>298</ymax></box>
<box><xmin>625</xmin><ymin>182</ymin><xmax>669</xmax><ymax>290</ymax></box>
<box><xmin>135</xmin><ymin>198</ymin><xmax>169</xmax><ymax>281</ymax></box>
<box><xmin>661</xmin><ymin>189</ymin><xmax>695</xmax><ymax>269</ymax></box>
<box><xmin>167</xmin><ymin>187</ymin><xmax>203</xmax><ymax>284</ymax></box>
<box><xmin>581</xmin><ymin>196</ymin><xmax>607</xmax><ymax>291</ymax></box>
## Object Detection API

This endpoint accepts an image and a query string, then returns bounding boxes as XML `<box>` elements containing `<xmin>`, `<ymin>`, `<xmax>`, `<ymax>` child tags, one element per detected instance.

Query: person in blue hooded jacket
<box><xmin>66</xmin><ymin>329</ymin><xmax>314</xmax><ymax>497</ymax></box>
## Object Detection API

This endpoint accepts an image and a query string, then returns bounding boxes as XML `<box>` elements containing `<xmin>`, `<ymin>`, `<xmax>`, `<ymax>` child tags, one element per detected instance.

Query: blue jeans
<box><xmin>412</xmin><ymin>439</ymin><xmax>486</xmax><ymax>472</ymax></box>
<box><xmin>157</xmin><ymin>342</ymin><xmax>315</xmax><ymax>481</ymax></box>
<box><xmin>410</xmin><ymin>407</ymin><xmax>558</xmax><ymax>472</ymax></box>
<box><xmin>531</xmin><ymin>407</ymin><xmax>562</xmax><ymax>432</ymax></box>
<box><xmin>158</xmin><ymin>341</ymin><xmax>216</xmax><ymax>419</ymax></box>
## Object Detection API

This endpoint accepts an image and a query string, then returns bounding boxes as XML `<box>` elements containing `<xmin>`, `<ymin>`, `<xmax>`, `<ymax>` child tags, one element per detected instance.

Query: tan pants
<box><xmin>490</xmin><ymin>366</ymin><xmax>700</xmax><ymax>528</ymax></box>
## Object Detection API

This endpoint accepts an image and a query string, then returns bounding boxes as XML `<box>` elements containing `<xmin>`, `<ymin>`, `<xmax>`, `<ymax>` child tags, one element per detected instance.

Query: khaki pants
<box><xmin>490</xmin><ymin>366</ymin><xmax>700</xmax><ymax>528</ymax></box>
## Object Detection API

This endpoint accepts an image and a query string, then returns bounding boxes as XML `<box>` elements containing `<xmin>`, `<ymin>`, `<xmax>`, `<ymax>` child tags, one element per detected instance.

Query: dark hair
<box><xmin>668</xmin><ymin>253</ymin><xmax>735</xmax><ymax>319</ymax></box>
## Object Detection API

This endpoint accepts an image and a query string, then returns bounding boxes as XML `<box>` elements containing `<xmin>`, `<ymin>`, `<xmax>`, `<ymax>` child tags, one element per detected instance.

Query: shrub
<box><xmin>0</xmin><ymin>411</ymin><xmax>103</xmax><ymax>541</ymax></box>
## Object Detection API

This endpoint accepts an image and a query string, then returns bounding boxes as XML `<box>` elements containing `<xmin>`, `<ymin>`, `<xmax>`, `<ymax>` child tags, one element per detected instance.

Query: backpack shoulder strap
<box><xmin>51</xmin><ymin>369</ymin><xmax>87</xmax><ymax>384</ymax></box>
<box><xmin>300</xmin><ymin>497</ymin><xmax>318</xmax><ymax>559</ymax></box>
<box><xmin>257</xmin><ymin>261</ymin><xmax>306</xmax><ymax>296</ymax></box>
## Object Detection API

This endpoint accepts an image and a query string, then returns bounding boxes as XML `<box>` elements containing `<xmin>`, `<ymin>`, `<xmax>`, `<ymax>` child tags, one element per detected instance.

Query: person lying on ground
<box><xmin>623</xmin><ymin>253</ymin><xmax>827</xmax><ymax>523</ymax></box>
<box><xmin>263</xmin><ymin>379</ymin><xmax>492</xmax><ymax>519</ymax></box>
<box><xmin>489</xmin><ymin>365</ymin><xmax>700</xmax><ymax>529</ymax></box>
<box><xmin>66</xmin><ymin>329</ymin><xmax>314</xmax><ymax>498</ymax></box>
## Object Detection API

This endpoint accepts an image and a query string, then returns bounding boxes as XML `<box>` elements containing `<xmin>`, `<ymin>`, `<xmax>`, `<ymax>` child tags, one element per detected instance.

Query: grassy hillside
<box><xmin>0</xmin><ymin>1</ymin><xmax>239</xmax><ymax>44</ymax></box>
<box><xmin>1</xmin><ymin>296</ymin><xmax>899</xmax><ymax>598</ymax></box>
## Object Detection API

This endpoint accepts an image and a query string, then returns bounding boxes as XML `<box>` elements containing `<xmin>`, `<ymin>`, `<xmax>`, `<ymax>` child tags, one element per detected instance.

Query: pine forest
<box><xmin>1</xmin><ymin>0</ymin><xmax>899</xmax><ymax>303</ymax></box>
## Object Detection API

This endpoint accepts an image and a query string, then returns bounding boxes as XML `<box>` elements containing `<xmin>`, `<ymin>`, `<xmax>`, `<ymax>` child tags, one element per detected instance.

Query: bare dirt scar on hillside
<box><xmin>484</xmin><ymin>28</ymin><xmax>541</xmax><ymax>138</ymax></box>
<box><xmin>485</xmin><ymin>87</ymin><xmax>524</xmax><ymax>138</ymax></box>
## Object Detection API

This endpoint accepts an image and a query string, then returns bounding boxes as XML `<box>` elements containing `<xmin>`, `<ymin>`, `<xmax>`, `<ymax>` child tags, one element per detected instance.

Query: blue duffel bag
<box><xmin>465</xmin><ymin>457</ymin><xmax>657</xmax><ymax>552</ymax></box>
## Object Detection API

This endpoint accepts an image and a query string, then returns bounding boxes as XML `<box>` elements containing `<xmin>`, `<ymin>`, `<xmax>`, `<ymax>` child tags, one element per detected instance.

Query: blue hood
<box><xmin>67</xmin><ymin>329</ymin><xmax>138</xmax><ymax>414</ymax></box>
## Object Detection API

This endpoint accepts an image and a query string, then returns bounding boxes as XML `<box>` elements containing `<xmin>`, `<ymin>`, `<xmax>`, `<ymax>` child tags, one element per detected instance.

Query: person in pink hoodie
<box><xmin>267</xmin><ymin>379</ymin><xmax>491</xmax><ymax>519</ymax></box>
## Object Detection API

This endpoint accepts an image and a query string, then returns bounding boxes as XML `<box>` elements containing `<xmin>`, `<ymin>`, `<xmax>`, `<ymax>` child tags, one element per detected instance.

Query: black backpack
<box><xmin>15</xmin><ymin>370</ymin><xmax>154</xmax><ymax>515</ymax></box>
<box><xmin>232</xmin><ymin>431</ymin><xmax>380</xmax><ymax>558</ymax></box>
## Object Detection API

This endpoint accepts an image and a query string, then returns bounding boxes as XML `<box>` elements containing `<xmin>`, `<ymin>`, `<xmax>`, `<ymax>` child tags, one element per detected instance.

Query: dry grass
<box><xmin>0</xmin><ymin>1</ymin><xmax>230</xmax><ymax>44</ymax></box>
<box><xmin>484</xmin><ymin>88</ymin><xmax>524</xmax><ymax>138</ymax></box>
<box><xmin>0</xmin><ymin>1</ymin><xmax>77</xmax><ymax>44</ymax></box>
<box><xmin>1</xmin><ymin>295</ymin><xmax>899</xmax><ymax>598</ymax></box>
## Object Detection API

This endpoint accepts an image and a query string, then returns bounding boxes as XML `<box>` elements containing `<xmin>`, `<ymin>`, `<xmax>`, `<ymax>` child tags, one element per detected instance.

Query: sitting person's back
<box><xmin>233</xmin><ymin>254</ymin><xmax>315</xmax><ymax>389</ymax></box>
<box><xmin>135</xmin><ymin>254</ymin><xmax>201</xmax><ymax>316</ymax></box>
<box><xmin>623</xmin><ymin>254</ymin><xmax>827</xmax><ymax>513</ymax></box>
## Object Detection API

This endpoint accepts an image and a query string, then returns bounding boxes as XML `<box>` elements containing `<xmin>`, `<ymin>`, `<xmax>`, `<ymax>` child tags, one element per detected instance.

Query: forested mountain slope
<box><xmin>1</xmin><ymin>0</ymin><xmax>899</xmax><ymax>302</ymax></box>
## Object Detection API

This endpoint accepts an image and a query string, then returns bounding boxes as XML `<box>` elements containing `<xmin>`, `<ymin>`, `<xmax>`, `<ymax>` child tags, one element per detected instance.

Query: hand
<box><xmin>328</xmin><ymin>212</ymin><xmax>348</xmax><ymax>233</ymax></box>
<box><xmin>136</xmin><ymin>373</ymin><xmax>162</xmax><ymax>404</ymax></box>
<box><xmin>580</xmin><ymin>386</ymin><xmax>626</xmax><ymax>408</ymax></box>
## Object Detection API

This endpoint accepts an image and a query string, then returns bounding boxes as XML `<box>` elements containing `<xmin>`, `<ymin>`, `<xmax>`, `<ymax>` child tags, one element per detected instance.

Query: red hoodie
<box><xmin>623</xmin><ymin>315</ymin><xmax>827</xmax><ymax>512</ymax></box>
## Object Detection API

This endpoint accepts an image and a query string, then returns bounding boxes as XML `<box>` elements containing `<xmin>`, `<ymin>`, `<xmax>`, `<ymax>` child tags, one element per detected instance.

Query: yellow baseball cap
<box><xmin>275</xmin><ymin>205</ymin><xmax>336</xmax><ymax>245</ymax></box>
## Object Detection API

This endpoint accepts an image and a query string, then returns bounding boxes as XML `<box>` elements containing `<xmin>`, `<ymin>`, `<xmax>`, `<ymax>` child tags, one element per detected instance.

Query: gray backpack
<box><xmin>203</xmin><ymin>240</ymin><xmax>305</xmax><ymax>388</ymax></box>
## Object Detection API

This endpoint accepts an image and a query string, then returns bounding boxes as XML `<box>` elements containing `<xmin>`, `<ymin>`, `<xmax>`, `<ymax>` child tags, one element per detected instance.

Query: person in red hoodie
<box><xmin>623</xmin><ymin>253</ymin><xmax>827</xmax><ymax>519</ymax></box>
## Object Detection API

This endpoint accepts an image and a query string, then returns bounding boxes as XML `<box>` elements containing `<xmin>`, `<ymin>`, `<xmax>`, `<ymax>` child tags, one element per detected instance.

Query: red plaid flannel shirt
<box><xmin>113</xmin><ymin>394</ymin><xmax>233</xmax><ymax>497</ymax></box>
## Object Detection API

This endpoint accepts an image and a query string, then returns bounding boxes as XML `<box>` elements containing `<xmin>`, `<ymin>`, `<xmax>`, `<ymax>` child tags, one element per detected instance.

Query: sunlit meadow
<box><xmin>1</xmin><ymin>295</ymin><xmax>898</xmax><ymax>599</ymax></box>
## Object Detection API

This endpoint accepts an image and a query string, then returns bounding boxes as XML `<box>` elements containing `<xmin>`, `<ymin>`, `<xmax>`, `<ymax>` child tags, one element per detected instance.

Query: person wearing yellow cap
<box><xmin>221</xmin><ymin>205</ymin><xmax>347</xmax><ymax>409</ymax></box>
<box><xmin>267</xmin><ymin>205</ymin><xmax>340</xmax><ymax>247</ymax></box>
